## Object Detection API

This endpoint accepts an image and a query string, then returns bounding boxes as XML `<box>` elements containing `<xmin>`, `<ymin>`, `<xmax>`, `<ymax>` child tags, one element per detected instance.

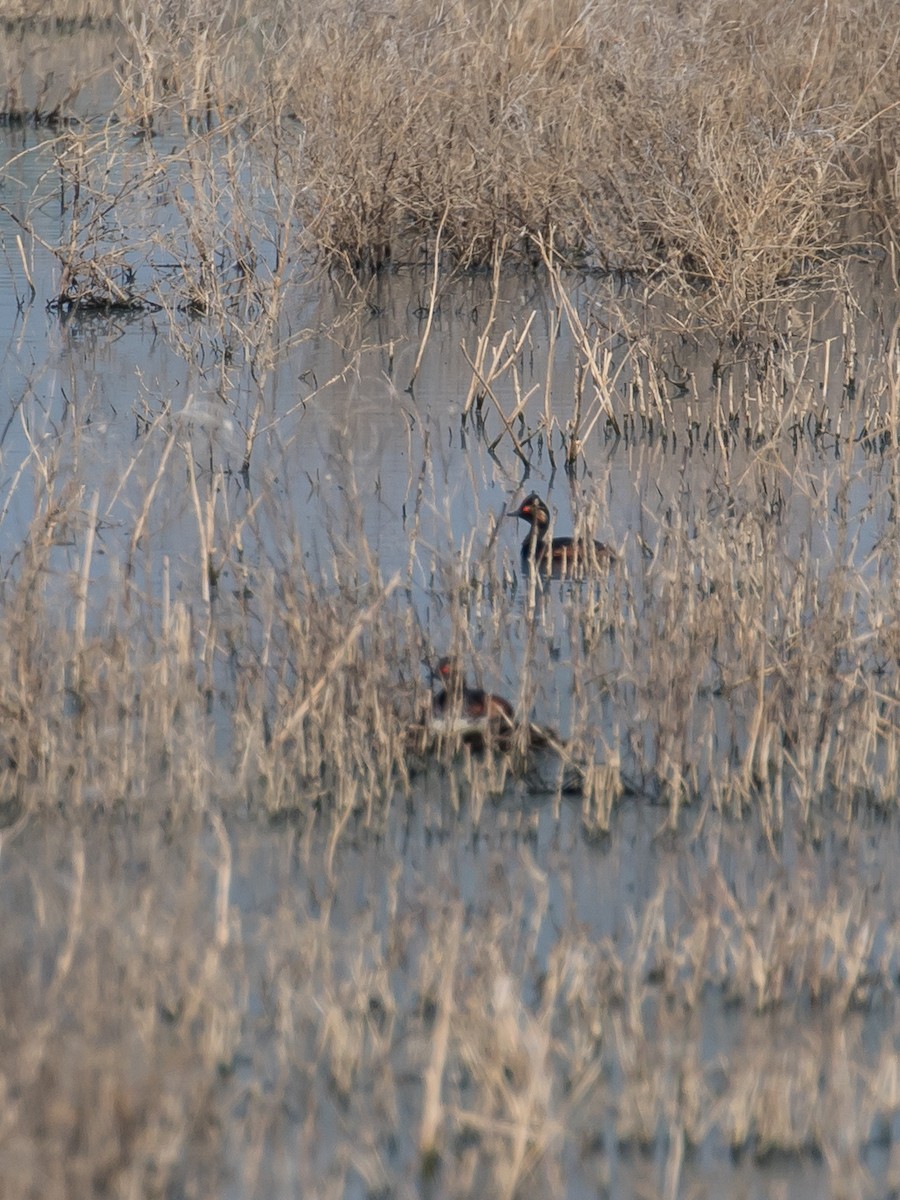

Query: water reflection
<box><xmin>5</xmin><ymin>793</ymin><xmax>899</xmax><ymax>1199</ymax></box>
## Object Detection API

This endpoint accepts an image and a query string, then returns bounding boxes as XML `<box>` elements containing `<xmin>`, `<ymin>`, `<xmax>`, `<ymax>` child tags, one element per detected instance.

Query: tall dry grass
<box><xmin>3</xmin><ymin>6</ymin><xmax>900</xmax><ymax>1199</ymax></box>
<box><xmin>4</xmin><ymin>0</ymin><xmax>900</xmax><ymax>334</ymax></box>
<box><xmin>247</xmin><ymin>0</ymin><xmax>898</xmax><ymax>330</ymax></box>
<box><xmin>1</xmin><ymin>347</ymin><xmax>899</xmax><ymax>838</ymax></box>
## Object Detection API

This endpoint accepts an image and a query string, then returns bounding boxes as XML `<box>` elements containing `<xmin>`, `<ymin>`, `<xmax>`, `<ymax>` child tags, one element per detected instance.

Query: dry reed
<box><xmin>2</xmin><ymin>6</ymin><xmax>900</xmax><ymax>1198</ymax></box>
<box><xmin>3</xmin><ymin>0</ymin><xmax>900</xmax><ymax>333</ymax></box>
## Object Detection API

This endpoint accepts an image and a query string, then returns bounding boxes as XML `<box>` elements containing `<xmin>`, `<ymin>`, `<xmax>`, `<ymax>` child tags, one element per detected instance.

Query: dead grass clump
<box><xmin>582</xmin><ymin>1</ymin><xmax>884</xmax><ymax>331</ymax></box>
<box><xmin>252</xmin><ymin>576</ymin><xmax>415</xmax><ymax>825</ymax></box>
<box><xmin>0</xmin><ymin>486</ymin><xmax>420</xmax><ymax>836</ymax></box>
<box><xmin>8</xmin><ymin>0</ymin><xmax>900</xmax><ymax>340</ymax></box>
<box><xmin>4</xmin><ymin>0</ymin><xmax>900</xmax><ymax>339</ymax></box>
<box><xmin>282</xmin><ymin>0</ymin><xmax>601</xmax><ymax>271</ymax></box>
<box><xmin>4</xmin><ymin>807</ymin><xmax>897</xmax><ymax>1199</ymax></box>
<box><xmin>535</xmin><ymin>408</ymin><xmax>900</xmax><ymax>827</ymax></box>
<box><xmin>628</xmin><ymin>118</ymin><xmax>854</xmax><ymax>333</ymax></box>
<box><xmin>242</xmin><ymin>0</ymin><xmax>891</xmax><ymax>327</ymax></box>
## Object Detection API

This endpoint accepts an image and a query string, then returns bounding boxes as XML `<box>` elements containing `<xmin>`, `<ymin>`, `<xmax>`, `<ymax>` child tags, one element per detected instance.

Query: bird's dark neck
<box><xmin>521</xmin><ymin>523</ymin><xmax>548</xmax><ymax>553</ymax></box>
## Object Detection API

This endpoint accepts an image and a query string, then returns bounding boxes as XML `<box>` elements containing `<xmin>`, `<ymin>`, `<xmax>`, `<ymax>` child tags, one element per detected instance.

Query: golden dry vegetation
<box><xmin>2</xmin><ymin>0</ymin><xmax>900</xmax><ymax>330</ymax></box>
<box><xmin>1</xmin><ymin>4</ymin><xmax>900</xmax><ymax>1197</ymax></box>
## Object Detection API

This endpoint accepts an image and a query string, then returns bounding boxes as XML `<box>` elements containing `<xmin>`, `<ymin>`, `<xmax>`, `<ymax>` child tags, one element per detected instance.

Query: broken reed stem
<box><xmin>462</xmin><ymin>239</ymin><xmax>506</xmax><ymax>417</ymax></box>
<box><xmin>73</xmin><ymin>490</ymin><xmax>100</xmax><ymax>687</ymax></box>
<box><xmin>15</xmin><ymin>234</ymin><xmax>35</xmax><ymax>301</ymax></box>
<box><xmin>488</xmin><ymin>375</ymin><xmax>539</xmax><ymax>454</ymax></box>
<box><xmin>409</xmin><ymin>204</ymin><xmax>449</xmax><ymax>390</ymax></box>
<box><xmin>183</xmin><ymin>439</ymin><xmax>211</xmax><ymax>607</ymax></box>
<box><xmin>208</xmin><ymin>808</ymin><xmax>232</xmax><ymax>950</ymax></box>
<box><xmin>543</xmin><ymin>300</ymin><xmax>560</xmax><ymax>436</ymax></box>
<box><xmin>45</xmin><ymin>829</ymin><xmax>86</xmax><ymax>1007</ymax></box>
<box><xmin>537</xmin><ymin>231</ymin><xmax>622</xmax><ymax>437</ymax></box>
<box><xmin>126</xmin><ymin>423</ymin><xmax>178</xmax><ymax>573</ymax></box>
<box><xmin>459</xmin><ymin>342</ymin><xmax>532</xmax><ymax>465</ymax></box>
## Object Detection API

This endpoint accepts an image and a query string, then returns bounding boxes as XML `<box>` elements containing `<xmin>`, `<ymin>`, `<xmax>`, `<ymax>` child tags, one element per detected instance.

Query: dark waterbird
<box><xmin>403</xmin><ymin>655</ymin><xmax>605</xmax><ymax>796</ymax></box>
<box><xmin>426</xmin><ymin>656</ymin><xmax>568</xmax><ymax>756</ymax></box>
<box><xmin>428</xmin><ymin>655</ymin><xmax>516</xmax><ymax>745</ymax></box>
<box><xmin>511</xmin><ymin>493</ymin><xmax>615</xmax><ymax>574</ymax></box>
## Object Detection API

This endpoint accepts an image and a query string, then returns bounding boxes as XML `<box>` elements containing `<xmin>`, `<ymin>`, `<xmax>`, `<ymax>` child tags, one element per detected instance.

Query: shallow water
<box><xmin>5</xmin><ymin>795</ymin><xmax>900</xmax><ymax>1199</ymax></box>
<box><xmin>3</xmin><ymin>46</ymin><xmax>900</xmax><ymax>1199</ymax></box>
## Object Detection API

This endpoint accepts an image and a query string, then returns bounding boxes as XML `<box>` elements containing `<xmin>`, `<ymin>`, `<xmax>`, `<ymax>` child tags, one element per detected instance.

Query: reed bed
<box><xmin>3</xmin><ymin>4</ymin><xmax>900</xmax><ymax>1197</ymax></box>
<box><xmin>3</xmin><ymin>0</ymin><xmax>900</xmax><ymax>333</ymax></box>
<box><xmin>1</xmin><ymin>346</ymin><xmax>898</xmax><ymax>830</ymax></box>
<box><xmin>1</xmin><ymin>109</ymin><xmax>899</xmax><ymax>827</ymax></box>
<box><xmin>2</xmin><ymin>242</ymin><xmax>897</xmax><ymax>1195</ymax></box>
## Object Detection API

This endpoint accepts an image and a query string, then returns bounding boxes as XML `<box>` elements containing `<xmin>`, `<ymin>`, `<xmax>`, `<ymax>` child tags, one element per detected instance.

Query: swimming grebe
<box><xmin>423</xmin><ymin>655</ymin><xmax>519</xmax><ymax>748</ymax></box>
<box><xmin>511</xmin><ymin>493</ymin><xmax>614</xmax><ymax>572</ymax></box>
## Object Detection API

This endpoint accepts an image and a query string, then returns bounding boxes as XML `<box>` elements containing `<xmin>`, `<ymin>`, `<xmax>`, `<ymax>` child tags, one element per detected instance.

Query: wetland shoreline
<box><xmin>2</xmin><ymin>4</ymin><xmax>900</xmax><ymax>1196</ymax></box>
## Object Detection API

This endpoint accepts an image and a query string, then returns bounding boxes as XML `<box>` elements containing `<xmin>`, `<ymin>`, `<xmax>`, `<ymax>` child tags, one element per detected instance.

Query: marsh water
<box><xmin>3</xmin><ymin>32</ymin><xmax>900</xmax><ymax>1200</ymax></box>
<box><xmin>7</xmin><ymin>796</ymin><xmax>900</xmax><ymax>1200</ymax></box>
